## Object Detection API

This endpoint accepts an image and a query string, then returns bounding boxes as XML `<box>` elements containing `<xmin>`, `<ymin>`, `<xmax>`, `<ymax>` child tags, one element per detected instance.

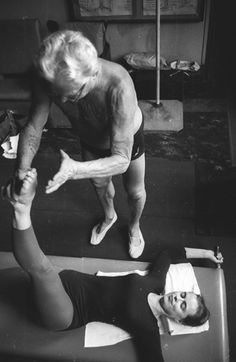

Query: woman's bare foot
<box><xmin>3</xmin><ymin>169</ymin><xmax>37</xmax><ymax>210</ymax></box>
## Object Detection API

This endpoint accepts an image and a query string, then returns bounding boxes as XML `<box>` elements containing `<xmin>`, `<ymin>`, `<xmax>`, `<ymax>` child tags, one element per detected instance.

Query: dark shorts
<box><xmin>81</xmin><ymin>117</ymin><xmax>145</xmax><ymax>161</ymax></box>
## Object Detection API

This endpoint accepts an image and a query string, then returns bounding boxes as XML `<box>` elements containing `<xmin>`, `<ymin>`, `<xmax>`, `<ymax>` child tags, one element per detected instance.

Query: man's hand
<box><xmin>2</xmin><ymin>169</ymin><xmax>37</xmax><ymax>207</ymax></box>
<box><xmin>14</xmin><ymin>168</ymin><xmax>29</xmax><ymax>194</ymax></box>
<box><xmin>45</xmin><ymin>149</ymin><xmax>77</xmax><ymax>194</ymax></box>
<box><xmin>16</xmin><ymin>168</ymin><xmax>28</xmax><ymax>181</ymax></box>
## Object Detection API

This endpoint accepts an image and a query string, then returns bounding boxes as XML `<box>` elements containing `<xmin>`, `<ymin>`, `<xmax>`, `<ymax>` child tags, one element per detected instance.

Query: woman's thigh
<box><xmin>31</xmin><ymin>266</ymin><xmax>74</xmax><ymax>331</ymax></box>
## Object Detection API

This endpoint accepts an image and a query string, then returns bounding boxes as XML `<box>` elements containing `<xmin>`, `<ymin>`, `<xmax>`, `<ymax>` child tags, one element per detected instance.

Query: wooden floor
<box><xmin>0</xmin><ymin>96</ymin><xmax>235</xmax><ymax>361</ymax></box>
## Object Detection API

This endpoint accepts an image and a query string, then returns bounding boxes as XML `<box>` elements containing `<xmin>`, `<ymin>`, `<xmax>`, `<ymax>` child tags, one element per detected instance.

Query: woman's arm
<box><xmin>149</xmin><ymin>246</ymin><xmax>223</xmax><ymax>277</ymax></box>
<box><xmin>185</xmin><ymin>247</ymin><xmax>223</xmax><ymax>265</ymax></box>
<box><xmin>132</xmin><ymin>326</ymin><xmax>164</xmax><ymax>362</ymax></box>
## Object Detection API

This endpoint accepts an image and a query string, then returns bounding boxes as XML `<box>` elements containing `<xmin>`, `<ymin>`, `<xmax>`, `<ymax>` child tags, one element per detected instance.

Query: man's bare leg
<box><xmin>90</xmin><ymin>177</ymin><xmax>117</xmax><ymax>244</ymax></box>
<box><xmin>123</xmin><ymin>153</ymin><xmax>146</xmax><ymax>258</ymax></box>
<box><xmin>92</xmin><ymin>177</ymin><xmax>116</xmax><ymax>227</ymax></box>
<box><xmin>4</xmin><ymin>169</ymin><xmax>73</xmax><ymax>330</ymax></box>
<box><xmin>82</xmin><ymin>149</ymin><xmax>117</xmax><ymax>244</ymax></box>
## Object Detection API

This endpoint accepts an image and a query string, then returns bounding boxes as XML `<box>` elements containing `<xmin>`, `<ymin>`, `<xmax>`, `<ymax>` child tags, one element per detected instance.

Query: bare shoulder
<box><xmin>100</xmin><ymin>58</ymin><xmax>135</xmax><ymax>91</ymax></box>
<box><xmin>99</xmin><ymin>59</ymin><xmax>141</xmax><ymax>125</ymax></box>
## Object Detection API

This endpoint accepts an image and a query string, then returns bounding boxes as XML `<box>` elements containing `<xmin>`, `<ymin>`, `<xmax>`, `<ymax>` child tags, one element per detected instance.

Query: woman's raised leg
<box><xmin>4</xmin><ymin>169</ymin><xmax>74</xmax><ymax>330</ymax></box>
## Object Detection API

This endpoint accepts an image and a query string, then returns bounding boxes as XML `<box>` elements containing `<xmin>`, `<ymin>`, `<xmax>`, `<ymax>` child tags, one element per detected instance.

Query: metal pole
<box><xmin>156</xmin><ymin>0</ymin><xmax>160</xmax><ymax>105</ymax></box>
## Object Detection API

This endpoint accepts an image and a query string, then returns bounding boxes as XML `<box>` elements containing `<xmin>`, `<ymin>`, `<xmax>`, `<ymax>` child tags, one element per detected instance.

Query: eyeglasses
<box><xmin>51</xmin><ymin>84</ymin><xmax>86</xmax><ymax>103</ymax></box>
<box><xmin>66</xmin><ymin>84</ymin><xmax>86</xmax><ymax>102</ymax></box>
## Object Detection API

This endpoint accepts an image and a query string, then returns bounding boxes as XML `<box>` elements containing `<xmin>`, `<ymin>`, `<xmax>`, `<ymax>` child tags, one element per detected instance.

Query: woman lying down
<box><xmin>3</xmin><ymin>169</ymin><xmax>223</xmax><ymax>362</ymax></box>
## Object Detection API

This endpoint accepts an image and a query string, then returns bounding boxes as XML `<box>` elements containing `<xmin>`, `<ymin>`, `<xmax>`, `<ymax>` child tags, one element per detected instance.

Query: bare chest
<box><xmin>55</xmin><ymin>93</ymin><xmax>110</xmax><ymax>138</ymax></box>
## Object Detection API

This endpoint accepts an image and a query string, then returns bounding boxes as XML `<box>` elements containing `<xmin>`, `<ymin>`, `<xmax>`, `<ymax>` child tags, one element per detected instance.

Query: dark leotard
<box><xmin>59</xmin><ymin>248</ymin><xmax>186</xmax><ymax>362</ymax></box>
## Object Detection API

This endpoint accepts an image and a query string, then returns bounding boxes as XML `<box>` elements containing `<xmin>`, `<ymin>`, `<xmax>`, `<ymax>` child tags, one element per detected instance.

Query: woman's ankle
<box><xmin>13</xmin><ymin>210</ymin><xmax>31</xmax><ymax>230</ymax></box>
<box><xmin>13</xmin><ymin>204</ymin><xmax>31</xmax><ymax>218</ymax></box>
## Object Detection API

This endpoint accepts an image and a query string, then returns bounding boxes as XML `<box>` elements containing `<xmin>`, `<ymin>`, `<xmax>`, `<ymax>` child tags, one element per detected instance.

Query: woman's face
<box><xmin>159</xmin><ymin>291</ymin><xmax>199</xmax><ymax>321</ymax></box>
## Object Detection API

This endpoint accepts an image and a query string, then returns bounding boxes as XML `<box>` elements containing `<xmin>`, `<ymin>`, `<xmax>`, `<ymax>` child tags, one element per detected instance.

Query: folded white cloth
<box><xmin>97</xmin><ymin>270</ymin><xmax>147</xmax><ymax>277</ymax></box>
<box><xmin>1</xmin><ymin>134</ymin><xmax>19</xmax><ymax>159</ymax></box>
<box><xmin>85</xmin><ymin>322</ymin><xmax>130</xmax><ymax>347</ymax></box>
<box><xmin>160</xmin><ymin>263</ymin><xmax>209</xmax><ymax>335</ymax></box>
<box><xmin>84</xmin><ymin>263</ymin><xmax>209</xmax><ymax>347</ymax></box>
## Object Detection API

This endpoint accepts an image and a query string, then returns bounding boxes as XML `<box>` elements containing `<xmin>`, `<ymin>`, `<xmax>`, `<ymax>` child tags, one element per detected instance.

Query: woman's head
<box><xmin>159</xmin><ymin>291</ymin><xmax>210</xmax><ymax>327</ymax></box>
<box><xmin>35</xmin><ymin>30</ymin><xmax>99</xmax><ymax>99</ymax></box>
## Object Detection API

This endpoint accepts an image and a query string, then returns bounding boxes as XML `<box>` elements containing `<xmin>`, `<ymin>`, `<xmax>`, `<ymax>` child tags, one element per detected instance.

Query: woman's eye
<box><xmin>181</xmin><ymin>301</ymin><xmax>186</xmax><ymax>311</ymax></box>
<box><xmin>181</xmin><ymin>292</ymin><xmax>186</xmax><ymax>298</ymax></box>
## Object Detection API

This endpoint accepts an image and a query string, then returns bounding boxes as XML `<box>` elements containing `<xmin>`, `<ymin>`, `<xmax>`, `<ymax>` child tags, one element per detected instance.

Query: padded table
<box><xmin>0</xmin><ymin>252</ymin><xmax>229</xmax><ymax>362</ymax></box>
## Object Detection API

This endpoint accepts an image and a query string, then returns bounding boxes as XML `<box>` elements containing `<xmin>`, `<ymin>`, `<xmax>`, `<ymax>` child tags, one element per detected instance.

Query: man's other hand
<box><xmin>45</xmin><ymin>149</ymin><xmax>76</xmax><ymax>194</ymax></box>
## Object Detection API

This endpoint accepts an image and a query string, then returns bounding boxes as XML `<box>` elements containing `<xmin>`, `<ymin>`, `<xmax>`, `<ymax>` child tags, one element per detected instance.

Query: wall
<box><xmin>107</xmin><ymin>1</ymin><xmax>211</xmax><ymax>65</ymax></box>
<box><xmin>106</xmin><ymin>21</ymin><xmax>205</xmax><ymax>64</ymax></box>
<box><xmin>0</xmin><ymin>0</ymin><xmax>70</xmax><ymax>36</ymax></box>
<box><xmin>0</xmin><ymin>0</ymin><xmax>210</xmax><ymax>64</ymax></box>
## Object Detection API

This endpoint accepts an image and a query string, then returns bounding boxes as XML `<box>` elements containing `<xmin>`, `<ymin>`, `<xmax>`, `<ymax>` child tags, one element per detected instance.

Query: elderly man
<box><xmin>16</xmin><ymin>30</ymin><xmax>146</xmax><ymax>258</ymax></box>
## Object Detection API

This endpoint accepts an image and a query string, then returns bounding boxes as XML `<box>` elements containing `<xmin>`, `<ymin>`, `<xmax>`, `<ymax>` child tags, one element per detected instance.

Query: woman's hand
<box><xmin>185</xmin><ymin>247</ymin><xmax>224</xmax><ymax>265</ymax></box>
<box><xmin>1</xmin><ymin>178</ymin><xmax>18</xmax><ymax>205</ymax></box>
<box><xmin>205</xmin><ymin>249</ymin><xmax>224</xmax><ymax>265</ymax></box>
<box><xmin>2</xmin><ymin>175</ymin><xmax>25</xmax><ymax>204</ymax></box>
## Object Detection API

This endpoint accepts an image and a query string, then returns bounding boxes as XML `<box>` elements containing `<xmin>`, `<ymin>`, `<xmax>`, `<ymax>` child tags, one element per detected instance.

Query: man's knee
<box><xmin>90</xmin><ymin>177</ymin><xmax>112</xmax><ymax>190</ymax></box>
<box><xmin>126</xmin><ymin>184</ymin><xmax>146</xmax><ymax>201</ymax></box>
<box><xmin>91</xmin><ymin>177</ymin><xmax>115</xmax><ymax>200</ymax></box>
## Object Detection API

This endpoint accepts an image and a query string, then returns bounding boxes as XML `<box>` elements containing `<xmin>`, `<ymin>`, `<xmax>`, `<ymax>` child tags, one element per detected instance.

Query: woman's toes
<box><xmin>29</xmin><ymin>170</ymin><xmax>37</xmax><ymax>182</ymax></box>
<box><xmin>23</xmin><ymin>175</ymin><xmax>34</xmax><ymax>187</ymax></box>
<box><xmin>26</xmin><ymin>175</ymin><xmax>34</xmax><ymax>183</ymax></box>
<box><xmin>26</xmin><ymin>172</ymin><xmax>34</xmax><ymax>179</ymax></box>
<box><xmin>21</xmin><ymin>180</ymin><xmax>30</xmax><ymax>192</ymax></box>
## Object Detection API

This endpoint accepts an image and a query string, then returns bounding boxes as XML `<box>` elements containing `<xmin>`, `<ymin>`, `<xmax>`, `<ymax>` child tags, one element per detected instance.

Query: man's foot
<box><xmin>3</xmin><ymin>169</ymin><xmax>37</xmax><ymax>209</ymax></box>
<box><xmin>90</xmin><ymin>212</ymin><xmax>117</xmax><ymax>245</ymax></box>
<box><xmin>128</xmin><ymin>229</ymin><xmax>145</xmax><ymax>259</ymax></box>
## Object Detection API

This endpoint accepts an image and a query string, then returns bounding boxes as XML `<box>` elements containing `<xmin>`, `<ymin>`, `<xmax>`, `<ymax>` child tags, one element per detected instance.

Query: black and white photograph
<box><xmin>0</xmin><ymin>0</ymin><xmax>234</xmax><ymax>361</ymax></box>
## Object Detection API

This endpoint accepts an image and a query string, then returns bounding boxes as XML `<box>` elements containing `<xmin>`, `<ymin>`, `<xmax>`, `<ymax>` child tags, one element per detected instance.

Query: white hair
<box><xmin>35</xmin><ymin>30</ymin><xmax>98</xmax><ymax>87</ymax></box>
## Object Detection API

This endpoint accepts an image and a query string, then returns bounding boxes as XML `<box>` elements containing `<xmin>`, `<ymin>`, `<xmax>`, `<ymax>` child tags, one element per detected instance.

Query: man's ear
<box><xmin>92</xmin><ymin>71</ymin><xmax>98</xmax><ymax>79</ymax></box>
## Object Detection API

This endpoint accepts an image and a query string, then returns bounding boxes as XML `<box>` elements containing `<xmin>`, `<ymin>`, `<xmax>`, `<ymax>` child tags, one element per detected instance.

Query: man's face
<box><xmin>60</xmin><ymin>85</ymin><xmax>86</xmax><ymax>103</ymax></box>
<box><xmin>51</xmin><ymin>79</ymin><xmax>88</xmax><ymax>103</ymax></box>
<box><xmin>159</xmin><ymin>291</ymin><xmax>198</xmax><ymax>321</ymax></box>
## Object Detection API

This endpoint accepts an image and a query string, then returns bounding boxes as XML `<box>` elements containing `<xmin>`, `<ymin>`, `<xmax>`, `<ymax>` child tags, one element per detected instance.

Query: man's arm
<box><xmin>72</xmin><ymin>77</ymin><xmax>136</xmax><ymax>177</ymax></box>
<box><xmin>16</xmin><ymin>75</ymin><xmax>51</xmax><ymax>180</ymax></box>
<box><xmin>45</xmin><ymin>71</ymin><xmax>137</xmax><ymax>193</ymax></box>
